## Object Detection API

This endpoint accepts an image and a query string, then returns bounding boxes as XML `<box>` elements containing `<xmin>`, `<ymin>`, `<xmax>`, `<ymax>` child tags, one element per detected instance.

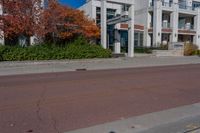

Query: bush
<box><xmin>134</xmin><ymin>46</ymin><xmax>168</xmax><ymax>54</ymax></box>
<box><xmin>0</xmin><ymin>39</ymin><xmax>112</xmax><ymax>61</ymax></box>
<box><xmin>0</xmin><ymin>45</ymin><xmax>7</xmax><ymax>61</ymax></box>
<box><xmin>134</xmin><ymin>47</ymin><xmax>152</xmax><ymax>53</ymax></box>
<box><xmin>65</xmin><ymin>44</ymin><xmax>111</xmax><ymax>59</ymax></box>
<box><xmin>184</xmin><ymin>43</ymin><xmax>198</xmax><ymax>56</ymax></box>
<box><xmin>193</xmin><ymin>50</ymin><xmax>200</xmax><ymax>55</ymax></box>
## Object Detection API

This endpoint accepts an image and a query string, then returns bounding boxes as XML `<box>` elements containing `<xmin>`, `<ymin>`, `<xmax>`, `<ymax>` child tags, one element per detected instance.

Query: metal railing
<box><xmin>178</xmin><ymin>24</ymin><xmax>194</xmax><ymax>30</ymax></box>
<box><xmin>162</xmin><ymin>2</ymin><xmax>172</xmax><ymax>7</ymax></box>
<box><xmin>149</xmin><ymin>1</ymin><xmax>198</xmax><ymax>10</ymax></box>
<box><xmin>149</xmin><ymin>2</ymin><xmax>172</xmax><ymax>7</ymax></box>
<box><xmin>178</xmin><ymin>4</ymin><xmax>195</xmax><ymax>11</ymax></box>
<box><xmin>162</xmin><ymin>22</ymin><xmax>171</xmax><ymax>29</ymax></box>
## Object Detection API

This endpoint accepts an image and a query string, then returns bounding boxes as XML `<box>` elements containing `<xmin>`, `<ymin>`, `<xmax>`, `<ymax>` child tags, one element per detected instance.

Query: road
<box><xmin>0</xmin><ymin>64</ymin><xmax>200</xmax><ymax>133</ymax></box>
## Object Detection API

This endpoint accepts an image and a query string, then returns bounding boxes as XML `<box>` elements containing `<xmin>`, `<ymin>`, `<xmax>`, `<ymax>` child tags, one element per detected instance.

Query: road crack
<box><xmin>51</xmin><ymin>116</ymin><xmax>60</xmax><ymax>133</ymax></box>
<box><xmin>36</xmin><ymin>88</ymin><xmax>46</xmax><ymax>122</ymax></box>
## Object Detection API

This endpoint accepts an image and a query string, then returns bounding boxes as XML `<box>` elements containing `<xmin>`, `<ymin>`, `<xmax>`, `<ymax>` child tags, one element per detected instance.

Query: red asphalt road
<box><xmin>0</xmin><ymin>64</ymin><xmax>200</xmax><ymax>133</ymax></box>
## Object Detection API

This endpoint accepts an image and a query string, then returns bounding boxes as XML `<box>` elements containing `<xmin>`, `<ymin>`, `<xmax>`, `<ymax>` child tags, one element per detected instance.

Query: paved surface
<box><xmin>1</xmin><ymin>56</ymin><xmax>200</xmax><ymax>76</ymax></box>
<box><xmin>1</xmin><ymin>64</ymin><xmax>200</xmax><ymax>133</ymax></box>
<box><xmin>67</xmin><ymin>103</ymin><xmax>200</xmax><ymax>133</ymax></box>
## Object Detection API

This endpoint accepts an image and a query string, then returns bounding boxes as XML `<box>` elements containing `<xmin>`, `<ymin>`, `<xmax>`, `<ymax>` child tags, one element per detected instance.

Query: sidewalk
<box><xmin>65</xmin><ymin>103</ymin><xmax>200</xmax><ymax>133</ymax></box>
<box><xmin>1</xmin><ymin>55</ymin><xmax>200</xmax><ymax>76</ymax></box>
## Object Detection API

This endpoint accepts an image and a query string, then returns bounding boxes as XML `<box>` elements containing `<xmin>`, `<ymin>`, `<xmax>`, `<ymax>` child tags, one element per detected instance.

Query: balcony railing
<box><xmin>162</xmin><ymin>2</ymin><xmax>172</xmax><ymax>7</ymax></box>
<box><xmin>149</xmin><ymin>2</ymin><xmax>172</xmax><ymax>7</ymax></box>
<box><xmin>178</xmin><ymin>4</ymin><xmax>195</xmax><ymax>11</ymax></box>
<box><xmin>162</xmin><ymin>22</ymin><xmax>171</xmax><ymax>29</ymax></box>
<box><xmin>178</xmin><ymin>24</ymin><xmax>194</xmax><ymax>30</ymax></box>
<box><xmin>149</xmin><ymin>22</ymin><xmax>171</xmax><ymax>29</ymax></box>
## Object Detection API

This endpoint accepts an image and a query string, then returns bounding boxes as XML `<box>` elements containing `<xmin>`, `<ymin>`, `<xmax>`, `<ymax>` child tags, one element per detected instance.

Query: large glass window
<box><xmin>96</xmin><ymin>7</ymin><xmax>116</xmax><ymax>25</ymax></box>
<box><xmin>192</xmin><ymin>1</ymin><xmax>200</xmax><ymax>9</ymax></box>
<box><xmin>134</xmin><ymin>33</ymin><xmax>139</xmax><ymax>47</ymax></box>
<box><xmin>134</xmin><ymin>32</ymin><xmax>144</xmax><ymax>47</ymax></box>
<box><xmin>140</xmin><ymin>33</ymin><xmax>144</xmax><ymax>46</ymax></box>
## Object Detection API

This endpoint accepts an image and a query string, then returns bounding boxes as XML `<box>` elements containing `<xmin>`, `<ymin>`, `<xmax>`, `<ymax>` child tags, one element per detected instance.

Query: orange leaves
<box><xmin>1</xmin><ymin>0</ymin><xmax>100</xmax><ymax>42</ymax></box>
<box><xmin>1</xmin><ymin>0</ymin><xmax>44</xmax><ymax>39</ymax></box>
<box><xmin>43</xmin><ymin>1</ymin><xmax>100</xmax><ymax>41</ymax></box>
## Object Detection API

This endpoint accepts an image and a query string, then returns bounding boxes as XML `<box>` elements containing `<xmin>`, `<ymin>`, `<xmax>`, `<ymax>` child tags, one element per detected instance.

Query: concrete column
<box><xmin>144</xmin><ymin>11</ymin><xmax>151</xmax><ymax>47</ymax></box>
<box><xmin>30</xmin><ymin>36</ymin><xmax>39</xmax><ymax>45</ymax></box>
<box><xmin>101</xmin><ymin>0</ymin><xmax>107</xmax><ymax>49</ymax></box>
<box><xmin>194</xmin><ymin>8</ymin><xmax>200</xmax><ymax>49</ymax></box>
<box><xmin>153</xmin><ymin>0</ymin><xmax>162</xmax><ymax>47</ymax></box>
<box><xmin>0</xmin><ymin>3</ymin><xmax>4</xmax><ymax>45</ymax></box>
<box><xmin>170</xmin><ymin>0</ymin><xmax>179</xmax><ymax>43</ymax></box>
<box><xmin>91</xmin><ymin>0</ymin><xmax>96</xmax><ymax>20</ymax></box>
<box><xmin>144</xmin><ymin>29</ymin><xmax>151</xmax><ymax>47</ymax></box>
<box><xmin>114</xmin><ymin>30</ymin><xmax>121</xmax><ymax>53</ymax></box>
<box><xmin>128</xmin><ymin>3</ymin><xmax>134</xmax><ymax>57</ymax></box>
<box><xmin>0</xmin><ymin>31</ymin><xmax>4</xmax><ymax>45</ymax></box>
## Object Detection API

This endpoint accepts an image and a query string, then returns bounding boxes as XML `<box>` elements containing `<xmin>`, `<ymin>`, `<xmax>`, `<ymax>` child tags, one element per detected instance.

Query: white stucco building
<box><xmin>80</xmin><ymin>0</ymin><xmax>138</xmax><ymax>57</ymax></box>
<box><xmin>80</xmin><ymin>0</ymin><xmax>200</xmax><ymax>55</ymax></box>
<box><xmin>138</xmin><ymin>0</ymin><xmax>200</xmax><ymax>48</ymax></box>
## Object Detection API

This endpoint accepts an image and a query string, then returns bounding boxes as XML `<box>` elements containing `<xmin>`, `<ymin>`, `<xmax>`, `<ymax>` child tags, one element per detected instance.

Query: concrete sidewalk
<box><xmin>65</xmin><ymin>103</ymin><xmax>200</xmax><ymax>133</ymax></box>
<box><xmin>1</xmin><ymin>56</ymin><xmax>200</xmax><ymax>76</ymax></box>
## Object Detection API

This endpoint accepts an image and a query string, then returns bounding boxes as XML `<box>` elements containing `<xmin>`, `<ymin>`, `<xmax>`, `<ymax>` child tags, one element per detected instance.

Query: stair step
<box><xmin>152</xmin><ymin>50</ymin><xmax>184</xmax><ymax>57</ymax></box>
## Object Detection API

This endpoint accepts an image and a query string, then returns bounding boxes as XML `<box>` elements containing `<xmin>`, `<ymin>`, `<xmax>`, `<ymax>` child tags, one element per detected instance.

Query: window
<box><xmin>192</xmin><ymin>1</ymin><xmax>200</xmax><ymax>9</ymax></box>
<box><xmin>96</xmin><ymin>7</ymin><xmax>116</xmax><ymax>25</ymax></box>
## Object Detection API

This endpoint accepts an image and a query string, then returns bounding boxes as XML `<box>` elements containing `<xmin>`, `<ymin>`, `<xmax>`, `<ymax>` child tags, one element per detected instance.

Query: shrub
<box><xmin>0</xmin><ymin>45</ymin><xmax>8</xmax><ymax>61</ymax></box>
<box><xmin>134</xmin><ymin>46</ymin><xmax>168</xmax><ymax>54</ymax></box>
<box><xmin>193</xmin><ymin>50</ymin><xmax>200</xmax><ymax>55</ymax></box>
<box><xmin>134</xmin><ymin>47</ymin><xmax>152</xmax><ymax>53</ymax></box>
<box><xmin>184</xmin><ymin>43</ymin><xmax>198</xmax><ymax>56</ymax></box>
<box><xmin>0</xmin><ymin>40</ymin><xmax>111</xmax><ymax>61</ymax></box>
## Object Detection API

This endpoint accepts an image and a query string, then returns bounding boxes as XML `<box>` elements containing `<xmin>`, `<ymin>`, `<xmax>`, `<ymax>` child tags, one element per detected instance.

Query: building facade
<box><xmin>80</xmin><ymin>0</ymin><xmax>136</xmax><ymax>57</ymax></box>
<box><xmin>138</xmin><ymin>0</ymin><xmax>200</xmax><ymax>48</ymax></box>
<box><xmin>80</xmin><ymin>0</ymin><xmax>200</xmax><ymax>55</ymax></box>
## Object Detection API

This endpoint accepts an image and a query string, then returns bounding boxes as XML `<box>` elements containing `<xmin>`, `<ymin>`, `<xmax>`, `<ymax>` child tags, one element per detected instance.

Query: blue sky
<box><xmin>59</xmin><ymin>0</ymin><xmax>86</xmax><ymax>8</ymax></box>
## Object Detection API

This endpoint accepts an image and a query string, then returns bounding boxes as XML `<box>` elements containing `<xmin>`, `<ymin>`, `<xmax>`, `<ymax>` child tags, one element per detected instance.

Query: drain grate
<box><xmin>76</xmin><ymin>68</ymin><xmax>87</xmax><ymax>71</ymax></box>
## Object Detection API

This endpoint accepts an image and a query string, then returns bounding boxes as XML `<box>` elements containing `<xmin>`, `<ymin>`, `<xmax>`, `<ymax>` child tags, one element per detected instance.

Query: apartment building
<box><xmin>80</xmin><ymin>0</ymin><xmax>136</xmax><ymax>57</ymax></box>
<box><xmin>137</xmin><ymin>0</ymin><xmax>200</xmax><ymax>48</ymax></box>
<box><xmin>80</xmin><ymin>0</ymin><xmax>200</xmax><ymax>56</ymax></box>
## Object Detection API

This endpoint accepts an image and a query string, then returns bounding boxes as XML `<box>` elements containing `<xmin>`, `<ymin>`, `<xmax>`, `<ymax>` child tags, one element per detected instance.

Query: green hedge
<box><xmin>134</xmin><ymin>46</ymin><xmax>168</xmax><ymax>54</ymax></box>
<box><xmin>193</xmin><ymin>50</ymin><xmax>200</xmax><ymax>55</ymax></box>
<box><xmin>0</xmin><ymin>43</ymin><xmax>112</xmax><ymax>61</ymax></box>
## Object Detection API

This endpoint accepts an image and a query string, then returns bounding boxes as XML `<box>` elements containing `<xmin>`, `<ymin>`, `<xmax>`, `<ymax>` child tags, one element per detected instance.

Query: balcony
<box><xmin>162</xmin><ymin>21</ymin><xmax>171</xmax><ymax>29</ymax></box>
<box><xmin>179</xmin><ymin>4</ymin><xmax>195</xmax><ymax>11</ymax></box>
<box><xmin>178</xmin><ymin>23</ymin><xmax>194</xmax><ymax>30</ymax></box>
<box><xmin>149</xmin><ymin>1</ymin><xmax>172</xmax><ymax>7</ymax></box>
<box><xmin>162</xmin><ymin>2</ymin><xmax>172</xmax><ymax>7</ymax></box>
<box><xmin>179</xmin><ymin>5</ymin><xmax>194</xmax><ymax>10</ymax></box>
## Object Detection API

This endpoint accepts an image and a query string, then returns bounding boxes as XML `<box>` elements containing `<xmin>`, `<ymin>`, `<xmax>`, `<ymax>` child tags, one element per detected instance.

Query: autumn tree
<box><xmin>0</xmin><ymin>0</ymin><xmax>99</xmax><ymax>45</ymax></box>
<box><xmin>0</xmin><ymin>0</ymin><xmax>45</xmax><ymax>44</ymax></box>
<box><xmin>43</xmin><ymin>0</ymin><xmax>100</xmax><ymax>43</ymax></box>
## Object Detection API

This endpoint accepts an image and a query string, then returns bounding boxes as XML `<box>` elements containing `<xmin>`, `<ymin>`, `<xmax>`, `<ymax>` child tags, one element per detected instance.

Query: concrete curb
<box><xmin>1</xmin><ymin>56</ymin><xmax>200</xmax><ymax>76</ymax></box>
<box><xmin>65</xmin><ymin>103</ymin><xmax>200</xmax><ymax>133</ymax></box>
